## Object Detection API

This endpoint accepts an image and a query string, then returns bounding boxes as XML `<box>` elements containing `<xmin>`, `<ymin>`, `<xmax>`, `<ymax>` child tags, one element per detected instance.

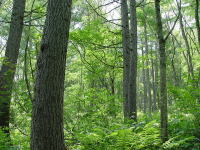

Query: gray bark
<box><xmin>0</xmin><ymin>0</ymin><xmax>25</xmax><ymax>135</ymax></box>
<box><xmin>142</xmin><ymin>47</ymin><xmax>147</xmax><ymax>113</ymax></box>
<box><xmin>128</xmin><ymin>0</ymin><xmax>137</xmax><ymax>121</ymax></box>
<box><xmin>151</xmin><ymin>47</ymin><xmax>157</xmax><ymax>111</ymax></box>
<box><xmin>30</xmin><ymin>0</ymin><xmax>72</xmax><ymax>149</ymax></box>
<box><xmin>143</xmin><ymin>14</ymin><xmax>152</xmax><ymax>114</ymax></box>
<box><xmin>155</xmin><ymin>0</ymin><xmax>168</xmax><ymax>142</ymax></box>
<box><xmin>121</xmin><ymin>0</ymin><xmax>130</xmax><ymax>118</ymax></box>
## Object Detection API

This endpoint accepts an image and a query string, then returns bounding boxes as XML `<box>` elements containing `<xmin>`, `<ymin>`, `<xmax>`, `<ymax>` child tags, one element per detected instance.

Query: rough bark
<box><xmin>128</xmin><ymin>0</ymin><xmax>137</xmax><ymax>121</ymax></box>
<box><xmin>0</xmin><ymin>0</ymin><xmax>25</xmax><ymax>135</ymax></box>
<box><xmin>121</xmin><ymin>0</ymin><xmax>130</xmax><ymax>118</ymax></box>
<box><xmin>30</xmin><ymin>0</ymin><xmax>72</xmax><ymax>149</ymax></box>
<box><xmin>155</xmin><ymin>0</ymin><xmax>168</xmax><ymax>142</ymax></box>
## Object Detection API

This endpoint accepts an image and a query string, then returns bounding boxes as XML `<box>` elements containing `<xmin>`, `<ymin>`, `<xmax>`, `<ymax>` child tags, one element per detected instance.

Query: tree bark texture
<box><xmin>121</xmin><ymin>0</ymin><xmax>130</xmax><ymax>118</ymax></box>
<box><xmin>155</xmin><ymin>0</ymin><xmax>168</xmax><ymax>143</ymax></box>
<box><xmin>128</xmin><ymin>0</ymin><xmax>137</xmax><ymax>121</ymax></box>
<box><xmin>0</xmin><ymin>0</ymin><xmax>25</xmax><ymax>135</ymax></box>
<box><xmin>30</xmin><ymin>0</ymin><xmax>72</xmax><ymax>149</ymax></box>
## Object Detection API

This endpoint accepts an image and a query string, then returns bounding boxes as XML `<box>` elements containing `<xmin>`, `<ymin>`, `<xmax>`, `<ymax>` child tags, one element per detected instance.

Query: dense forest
<box><xmin>0</xmin><ymin>0</ymin><xmax>200</xmax><ymax>149</ymax></box>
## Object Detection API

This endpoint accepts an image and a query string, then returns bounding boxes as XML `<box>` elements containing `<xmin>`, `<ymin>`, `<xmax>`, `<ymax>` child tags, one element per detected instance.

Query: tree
<box><xmin>195</xmin><ymin>0</ymin><xmax>200</xmax><ymax>46</ymax></box>
<box><xmin>0</xmin><ymin>0</ymin><xmax>26</xmax><ymax>135</ymax></box>
<box><xmin>121</xmin><ymin>0</ymin><xmax>130</xmax><ymax>118</ymax></box>
<box><xmin>121</xmin><ymin>0</ymin><xmax>137</xmax><ymax>120</ymax></box>
<box><xmin>154</xmin><ymin>0</ymin><xmax>168</xmax><ymax>142</ymax></box>
<box><xmin>128</xmin><ymin>0</ymin><xmax>137</xmax><ymax>120</ymax></box>
<box><xmin>30</xmin><ymin>0</ymin><xmax>72</xmax><ymax>149</ymax></box>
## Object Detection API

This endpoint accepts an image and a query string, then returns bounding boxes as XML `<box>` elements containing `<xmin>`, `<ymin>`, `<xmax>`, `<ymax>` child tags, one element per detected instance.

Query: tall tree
<box><xmin>143</xmin><ymin>12</ymin><xmax>152</xmax><ymax>114</ymax></box>
<box><xmin>0</xmin><ymin>0</ymin><xmax>26</xmax><ymax>135</ymax></box>
<box><xmin>142</xmin><ymin>47</ymin><xmax>147</xmax><ymax>113</ymax></box>
<box><xmin>30</xmin><ymin>0</ymin><xmax>72</xmax><ymax>149</ymax></box>
<box><xmin>154</xmin><ymin>0</ymin><xmax>179</xmax><ymax>142</ymax></box>
<box><xmin>121</xmin><ymin>0</ymin><xmax>130</xmax><ymax>118</ymax></box>
<box><xmin>178</xmin><ymin>2</ymin><xmax>194</xmax><ymax>81</ymax></box>
<box><xmin>195</xmin><ymin>0</ymin><xmax>200</xmax><ymax>46</ymax></box>
<box><xmin>155</xmin><ymin>0</ymin><xmax>168</xmax><ymax>142</ymax></box>
<box><xmin>128</xmin><ymin>0</ymin><xmax>137</xmax><ymax>120</ymax></box>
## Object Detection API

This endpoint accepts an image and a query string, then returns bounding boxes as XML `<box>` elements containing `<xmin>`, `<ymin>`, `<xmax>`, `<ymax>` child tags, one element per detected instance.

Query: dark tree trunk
<box><xmin>128</xmin><ymin>0</ymin><xmax>137</xmax><ymax>121</ymax></box>
<box><xmin>30</xmin><ymin>0</ymin><xmax>72</xmax><ymax>149</ymax></box>
<box><xmin>155</xmin><ymin>0</ymin><xmax>168</xmax><ymax>143</ymax></box>
<box><xmin>121</xmin><ymin>0</ymin><xmax>130</xmax><ymax>118</ymax></box>
<box><xmin>195</xmin><ymin>0</ymin><xmax>200</xmax><ymax>46</ymax></box>
<box><xmin>0</xmin><ymin>0</ymin><xmax>25</xmax><ymax>135</ymax></box>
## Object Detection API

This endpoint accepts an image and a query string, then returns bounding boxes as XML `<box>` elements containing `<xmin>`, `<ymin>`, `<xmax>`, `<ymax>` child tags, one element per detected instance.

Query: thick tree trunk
<box><xmin>30</xmin><ymin>0</ymin><xmax>72</xmax><ymax>149</ymax></box>
<box><xmin>155</xmin><ymin>0</ymin><xmax>168</xmax><ymax>143</ymax></box>
<box><xmin>121</xmin><ymin>0</ymin><xmax>130</xmax><ymax>118</ymax></box>
<box><xmin>0</xmin><ymin>0</ymin><xmax>25</xmax><ymax>135</ymax></box>
<box><xmin>128</xmin><ymin>0</ymin><xmax>137</xmax><ymax>121</ymax></box>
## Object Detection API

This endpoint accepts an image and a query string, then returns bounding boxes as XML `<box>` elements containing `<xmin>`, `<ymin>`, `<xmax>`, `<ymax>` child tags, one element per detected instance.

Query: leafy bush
<box><xmin>67</xmin><ymin>121</ymin><xmax>161</xmax><ymax>150</ymax></box>
<box><xmin>0</xmin><ymin>129</ymin><xmax>10</xmax><ymax>150</ymax></box>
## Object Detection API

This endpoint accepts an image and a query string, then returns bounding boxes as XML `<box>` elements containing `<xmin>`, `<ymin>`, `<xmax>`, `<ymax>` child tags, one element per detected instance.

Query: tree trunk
<box><xmin>143</xmin><ymin>14</ymin><xmax>152</xmax><ymax>114</ymax></box>
<box><xmin>155</xmin><ymin>48</ymin><xmax>160</xmax><ymax>109</ymax></box>
<box><xmin>128</xmin><ymin>0</ymin><xmax>137</xmax><ymax>121</ymax></box>
<box><xmin>178</xmin><ymin>6</ymin><xmax>194</xmax><ymax>80</ymax></box>
<box><xmin>195</xmin><ymin>0</ymin><xmax>200</xmax><ymax>46</ymax></box>
<box><xmin>121</xmin><ymin>0</ymin><xmax>130</xmax><ymax>118</ymax></box>
<box><xmin>155</xmin><ymin>0</ymin><xmax>168</xmax><ymax>143</ymax></box>
<box><xmin>30</xmin><ymin>0</ymin><xmax>72</xmax><ymax>149</ymax></box>
<box><xmin>0</xmin><ymin>0</ymin><xmax>25</xmax><ymax>135</ymax></box>
<box><xmin>151</xmin><ymin>47</ymin><xmax>157</xmax><ymax>111</ymax></box>
<box><xmin>171</xmin><ymin>37</ymin><xmax>179</xmax><ymax>86</ymax></box>
<box><xmin>142</xmin><ymin>47</ymin><xmax>147</xmax><ymax>113</ymax></box>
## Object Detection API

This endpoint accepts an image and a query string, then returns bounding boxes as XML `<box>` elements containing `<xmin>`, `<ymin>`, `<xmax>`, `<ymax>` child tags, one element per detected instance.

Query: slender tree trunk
<box><xmin>0</xmin><ymin>0</ymin><xmax>25</xmax><ymax>135</ymax></box>
<box><xmin>171</xmin><ymin>37</ymin><xmax>179</xmax><ymax>86</ymax></box>
<box><xmin>121</xmin><ymin>0</ymin><xmax>130</xmax><ymax>118</ymax></box>
<box><xmin>155</xmin><ymin>48</ymin><xmax>160</xmax><ymax>109</ymax></box>
<box><xmin>30</xmin><ymin>0</ymin><xmax>72</xmax><ymax>149</ymax></box>
<box><xmin>195</xmin><ymin>0</ymin><xmax>200</xmax><ymax>46</ymax></box>
<box><xmin>142</xmin><ymin>47</ymin><xmax>147</xmax><ymax>113</ymax></box>
<box><xmin>178</xmin><ymin>5</ymin><xmax>194</xmax><ymax>80</ymax></box>
<box><xmin>128</xmin><ymin>0</ymin><xmax>137</xmax><ymax>121</ymax></box>
<box><xmin>155</xmin><ymin>0</ymin><xmax>168</xmax><ymax>143</ymax></box>
<box><xmin>151</xmin><ymin>47</ymin><xmax>157</xmax><ymax>111</ymax></box>
<box><xmin>143</xmin><ymin>15</ymin><xmax>152</xmax><ymax>114</ymax></box>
